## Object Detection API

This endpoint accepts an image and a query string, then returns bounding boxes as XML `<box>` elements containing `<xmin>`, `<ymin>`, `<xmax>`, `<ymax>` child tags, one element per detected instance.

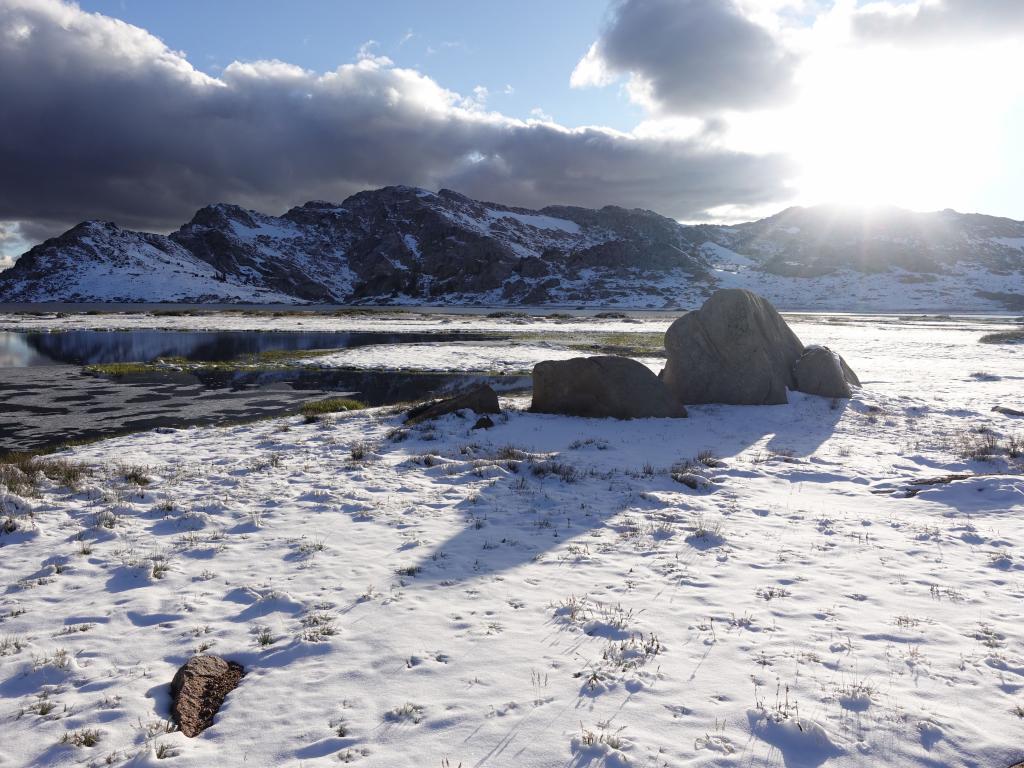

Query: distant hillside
<box><xmin>1</xmin><ymin>188</ymin><xmax>1022</xmax><ymax>311</ymax></box>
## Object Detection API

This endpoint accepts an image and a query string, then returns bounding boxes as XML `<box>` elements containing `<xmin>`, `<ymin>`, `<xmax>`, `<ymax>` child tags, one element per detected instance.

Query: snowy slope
<box><xmin>703</xmin><ymin>204</ymin><xmax>1024</xmax><ymax>275</ymax></box>
<box><xmin>1</xmin><ymin>190</ymin><xmax>1023</xmax><ymax>310</ymax></box>
<box><xmin>0</xmin><ymin>222</ymin><xmax>296</xmax><ymax>303</ymax></box>
<box><xmin>702</xmin><ymin>240</ymin><xmax>1024</xmax><ymax>313</ymax></box>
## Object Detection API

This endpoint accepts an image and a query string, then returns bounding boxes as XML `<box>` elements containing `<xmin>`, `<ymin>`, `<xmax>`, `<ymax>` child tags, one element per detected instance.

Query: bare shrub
<box><xmin>530</xmin><ymin>461</ymin><xmax>579</xmax><ymax>483</ymax></box>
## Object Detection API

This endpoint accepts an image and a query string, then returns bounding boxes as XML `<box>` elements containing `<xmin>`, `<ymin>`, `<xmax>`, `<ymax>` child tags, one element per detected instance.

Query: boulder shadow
<box><xmin>411</xmin><ymin>394</ymin><xmax>849</xmax><ymax>584</ymax></box>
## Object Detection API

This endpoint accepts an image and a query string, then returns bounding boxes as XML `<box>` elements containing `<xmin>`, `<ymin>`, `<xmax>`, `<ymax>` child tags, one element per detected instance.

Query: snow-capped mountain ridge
<box><xmin>1</xmin><ymin>188</ymin><xmax>1022</xmax><ymax>309</ymax></box>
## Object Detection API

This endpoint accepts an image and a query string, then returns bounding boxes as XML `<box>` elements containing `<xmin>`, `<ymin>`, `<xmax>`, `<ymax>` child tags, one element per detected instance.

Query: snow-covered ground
<box><xmin>300</xmin><ymin>340</ymin><xmax>665</xmax><ymax>375</ymax></box>
<box><xmin>0</xmin><ymin>307</ymin><xmax>1018</xmax><ymax>338</ymax></box>
<box><xmin>702</xmin><ymin>242</ymin><xmax>1024</xmax><ymax>313</ymax></box>
<box><xmin>0</xmin><ymin>309</ymin><xmax>669</xmax><ymax>335</ymax></box>
<box><xmin>2</xmin><ymin>316</ymin><xmax>1023</xmax><ymax>768</ymax></box>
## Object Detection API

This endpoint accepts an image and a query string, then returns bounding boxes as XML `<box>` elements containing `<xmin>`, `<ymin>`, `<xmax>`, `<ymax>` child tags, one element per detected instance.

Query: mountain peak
<box><xmin>182</xmin><ymin>203</ymin><xmax>259</xmax><ymax>230</ymax></box>
<box><xmin>1</xmin><ymin>187</ymin><xmax>1022</xmax><ymax>309</ymax></box>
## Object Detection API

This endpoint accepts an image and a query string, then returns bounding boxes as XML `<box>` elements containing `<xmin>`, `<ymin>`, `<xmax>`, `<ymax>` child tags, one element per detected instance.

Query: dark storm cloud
<box><xmin>573</xmin><ymin>0</ymin><xmax>797</xmax><ymax>116</ymax></box>
<box><xmin>0</xmin><ymin>0</ymin><xmax>793</xmax><ymax>253</ymax></box>
<box><xmin>853</xmin><ymin>0</ymin><xmax>1024</xmax><ymax>43</ymax></box>
<box><xmin>0</xmin><ymin>221</ymin><xmax>31</xmax><ymax>267</ymax></box>
<box><xmin>445</xmin><ymin>125</ymin><xmax>789</xmax><ymax>219</ymax></box>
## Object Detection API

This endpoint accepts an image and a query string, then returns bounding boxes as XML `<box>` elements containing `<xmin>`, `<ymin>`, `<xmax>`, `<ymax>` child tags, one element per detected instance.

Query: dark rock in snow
<box><xmin>992</xmin><ymin>405</ymin><xmax>1024</xmax><ymax>417</ymax></box>
<box><xmin>531</xmin><ymin>355</ymin><xmax>686</xmax><ymax>419</ymax></box>
<box><xmin>793</xmin><ymin>345</ymin><xmax>860</xmax><ymax>399</ymax></box>
<box><xmin>405</xmin><ymin>384</ymin><xmax>501</xmax><ymax>425</ymax></box>
<box><xmin>662</xmin><ymin>289</ymin><xmax>804</xmax><ymax>405</ymax></box>
<box><xmin>472</xmin><ymin>415</ymin><xmax>496</xmax><ymax>430</ymax></box>
<box><xmin>170</xmin><ymin>655</ymin><xmax>244</xmax><ymax>737</ymax></box>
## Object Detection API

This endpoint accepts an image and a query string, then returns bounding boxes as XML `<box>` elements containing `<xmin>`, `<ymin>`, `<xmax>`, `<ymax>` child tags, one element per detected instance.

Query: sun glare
<box><xmin>792</xmin><ymin>45</ymin><xmax>993</xmax><ymax>210</ymax></box>
<box><xmin>725</xmin><ymin>29</ymin><xmax>1020</xmax><ymax>214</ymax></box>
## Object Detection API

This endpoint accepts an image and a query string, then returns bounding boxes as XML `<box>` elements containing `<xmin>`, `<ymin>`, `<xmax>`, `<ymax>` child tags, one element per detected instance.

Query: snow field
<box><xmin>0</xmin><ymin>316</ymin><xmax>1022</xmax><ymax>767</ymax></box>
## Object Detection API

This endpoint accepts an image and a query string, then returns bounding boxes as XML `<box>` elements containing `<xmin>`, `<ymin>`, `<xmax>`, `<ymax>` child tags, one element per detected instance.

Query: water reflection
<box><xmin>0</xmin><ymin>330</ymin><xmax>495</xmax><ymax>367</ymax></box>
<box><xmin>0</xmin><ymin>333</ymin><xmax>52</xmax><ymax>367</ymax></box>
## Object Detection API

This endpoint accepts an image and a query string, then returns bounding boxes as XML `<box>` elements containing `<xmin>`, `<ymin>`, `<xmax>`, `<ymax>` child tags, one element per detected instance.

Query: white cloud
<box><xmin>569</xmin><ymin>42</ymin><xmax>616</xmax><ymax>89</ymax></box>
<box><xmin>356</xmin><ymin>39</ymin><xmax>393</xmax><ymax>66</ymax></box>
<box><xmin>852</xmin><ymin>0</ymin><xmax>1024</xmax><ymax>44</ymax></box>
<box><xmin>0</xmin><ymin>0</ymin><xmax>794</xmax><ymax>247</ymax></box>
<box><xmin>0</xmin><ymin>221</ymin><xmax>34</xmax><ymax>268</ymax></box>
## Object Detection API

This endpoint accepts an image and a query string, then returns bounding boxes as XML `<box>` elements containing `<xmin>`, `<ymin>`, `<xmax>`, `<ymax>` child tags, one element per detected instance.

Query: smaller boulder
<box><xmin>531</xmin><ymin>356</ymin><xmax>686</xmax><ymax>419</ymax></box>
<box><xmin>793</xmin><ymin>345</ymin><xmax>860</xmax><ymax>399</ymax></box>
<box><xmin>406</xmin><ymin>384</ymin><xmax>500</xmax><ymax>425</ymax></box>
<box><xmin>171</xmin><ymin>655</ymin><xmax>244</xmax><ymax>737</ymax></box>
<box><xmin>992</xmin><ymin>405</ymin><xmax>1024</xmax><ymax>417</ymax></box>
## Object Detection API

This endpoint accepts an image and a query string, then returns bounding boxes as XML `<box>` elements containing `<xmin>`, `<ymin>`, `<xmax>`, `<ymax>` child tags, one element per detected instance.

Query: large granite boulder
<box><xmin>405</xmin><ymin>384</ymin><xmax>501</xmax><ymax>425</ymax></box>
<box><xmin>531</xmin><ymin>356</ymin><xmax>686</xmax><ymax>419</ymax></box>
<box><xmin>793</xmin><ymin>345</ymin><xmax>860</xmax><ymax>398</ymax></box>
<box><xmin>662</xmin><ymin>289</ymin><xmax>805</xmax><ymax>405</ymax></box>
<box><xmin>170</xmin><ymin>655</ymin><xmax>244</xmax><ymax>737</ymax></box>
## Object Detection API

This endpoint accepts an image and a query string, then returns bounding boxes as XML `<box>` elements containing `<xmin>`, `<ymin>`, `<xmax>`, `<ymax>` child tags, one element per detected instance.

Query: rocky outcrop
<box><xmin>792</xmin><ymin>345</ymin><xmax>860</xmax><ymax>399</ymax></box>
<box><xmin>4</xmin><ymin>191</ymin><xmax>1024</xmax><ymax>307</ymax></box>
<box><xmin>531</xmin><ymin>356</ymin><xmax>686</xmax><ymax>419</ymax></box>
<box><xmin>0</xmin><ymin>186</ymin><xmax>708</xmax><ymax>304</ymax></box>
<box><xmin>661</xmin><ymin>289</ymin><xmax>805</xmax><ymax>405</ymax></box>
<box><xmin>170</xmin><ymin>655</ymin><xmax>244</xmax><ymax>737</ymax></box>
<box><xmin>405</xmin><ymin>384</ymin><xmax>501</xmax><ymax>424</ymax></box>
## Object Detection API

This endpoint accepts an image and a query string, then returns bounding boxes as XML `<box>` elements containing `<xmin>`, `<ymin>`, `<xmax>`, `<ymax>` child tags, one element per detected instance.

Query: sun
<box><xmin>789</xmin><ymin>40</ymin><xmax>1011</xmax><ymax>212</ymax></box>
<box><xmin>721</xmin><ymin>26</ymin><xmax>1019</xmax><ymax>215</ymax></box>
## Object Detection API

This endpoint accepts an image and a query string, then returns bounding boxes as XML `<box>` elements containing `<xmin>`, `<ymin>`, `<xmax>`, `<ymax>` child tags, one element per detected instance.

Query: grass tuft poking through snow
<box><xmin>299</xmin><ymin>397</ymin><xmax>365</xmax><ymax>422</ymax></box>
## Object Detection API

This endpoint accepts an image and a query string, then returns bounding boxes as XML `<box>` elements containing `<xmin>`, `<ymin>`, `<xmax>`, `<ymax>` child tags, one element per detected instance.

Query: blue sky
<box><xmin>78</xmin><ymin>0</ymin><xmax>645</xmax><ymax>130</ymax></box>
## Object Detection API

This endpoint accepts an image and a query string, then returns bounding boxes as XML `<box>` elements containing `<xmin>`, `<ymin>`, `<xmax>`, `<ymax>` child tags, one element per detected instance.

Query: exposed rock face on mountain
<box><xmin>2</xmin><ymin>188</ymin><xmax>1022</xmax><ymax>309</ymax></box>
<box><xmin>0</xmin><ymin>187</ymin><xmax>708</xmax><ymax>305</ymax></box>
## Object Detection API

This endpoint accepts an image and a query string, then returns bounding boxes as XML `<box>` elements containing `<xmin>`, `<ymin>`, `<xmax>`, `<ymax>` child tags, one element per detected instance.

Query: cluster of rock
<box><xmin>531</xmin><ymin>289</ymin><xmax>859</xmax><ymax>419</ymax></box>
